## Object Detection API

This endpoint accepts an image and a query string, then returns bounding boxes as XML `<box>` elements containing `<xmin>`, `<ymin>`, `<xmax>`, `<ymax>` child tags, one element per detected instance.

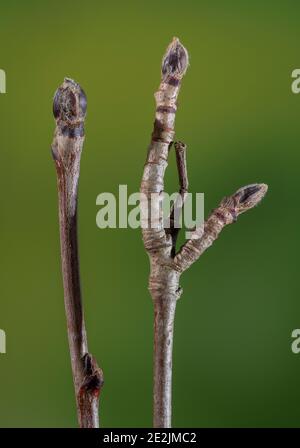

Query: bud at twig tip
<box><xmin>234</xmin><ymin>183</ymin><xmax>268</xmax><ymax>214</ymax></box>
<box><xmin>174</xmin><ymin>141</ymin><xmax>187</xmax><ymax>152</ymax></box>
<box><xmin>162</xmin><ymin>37</ymin><xmax>189</xmax><ymax>80</ymax></box>
<box><xmin>53</xmin><ymin>77</ymin><xmax>87</xmax><ymax>125</ymax></box>
<box><xmin>220</xmin><ymin>183</ymin><xmax>268</xmax><ymax>217</ymax></box>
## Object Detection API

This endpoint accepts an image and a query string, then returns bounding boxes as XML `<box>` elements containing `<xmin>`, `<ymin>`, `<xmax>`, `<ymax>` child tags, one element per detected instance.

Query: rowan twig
<box><xmin>140</xmin><ymin>38</ymin><xmax>268</xmax><ymax>428</ymax></box>
<box><xmin>51</xmin><ymin>78</ymin><xmax>103</xmax><ymax>428</ymax></box>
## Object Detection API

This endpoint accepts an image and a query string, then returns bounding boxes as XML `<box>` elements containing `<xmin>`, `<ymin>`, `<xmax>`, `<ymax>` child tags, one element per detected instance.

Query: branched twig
<box><xmin>140</xmin><ymin>38</ymin><xmax>268</xmax><ymax>428</ymax></box>
<box><xmin>51</xmin><ymin>78</ymin><xmax>104</xmax><ymax>428</ymax></box>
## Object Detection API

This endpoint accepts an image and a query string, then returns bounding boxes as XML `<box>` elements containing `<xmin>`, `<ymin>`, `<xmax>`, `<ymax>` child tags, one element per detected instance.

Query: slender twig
<box><xmin>51</xmin><ymin>78</ymin><xmax>104</xmax><ymax>428</ymax></box>
<box><xmin>166</xmin><ymin>141</ymin><xmax>189</xmax><ymax>256</ymax></box>
<box><xmin>140</xmin><ymin>38</ymin><xmax>268</xmax><ymax>428</ymax></box>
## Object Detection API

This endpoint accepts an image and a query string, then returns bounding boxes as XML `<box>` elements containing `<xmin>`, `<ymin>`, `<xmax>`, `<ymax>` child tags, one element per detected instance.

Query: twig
<box><xmin>51</xmin><ymin>78</ymin><xmax>104</xmax><ymax>428</ymax></box>
<box><xmin>174</xmin><ymin>183</ymin><xmax>268</xmax><ymax>272</ymax></box>
<box><xmin>140</xmin><ymin>38</ymin><xmax>268</xmax><ymax>428</ymax></box>
<box><xmin>166</xmin><ymin>141</ymin><xmax>189</xmax><ymax>256</ymax></box>
<box><xmin>140</xmin><ymin>38</ymin><xmax>189</xmax><ymax>428</ymax></box>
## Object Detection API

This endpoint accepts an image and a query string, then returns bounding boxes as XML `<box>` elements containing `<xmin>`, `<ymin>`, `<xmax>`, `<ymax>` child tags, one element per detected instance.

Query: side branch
<box><xmin>165</xmin><ymin>141</ymin><xmax>189</xmax><ymax>256</ymax></box>
<box><xmin>174</xmin><ymin>183</ymin><xmax>268</xmax><ymax>272</ymax></box>
<box><xmin>175</xmin><ymin>141</ymin><xmax>188</xmax><ymax>195</ymax></box>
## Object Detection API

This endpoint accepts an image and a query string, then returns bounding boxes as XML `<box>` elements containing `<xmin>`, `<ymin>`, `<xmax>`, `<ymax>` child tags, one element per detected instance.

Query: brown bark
<box><xmin>52</xmin><ymin>78</ymin><xmax>103</xmax><ymax>428</ymax></box>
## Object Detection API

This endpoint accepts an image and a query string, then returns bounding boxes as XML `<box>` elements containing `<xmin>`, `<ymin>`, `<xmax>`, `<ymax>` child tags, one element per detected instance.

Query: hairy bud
<box><xmin>234</xmin><ymin>183</ymin><xmax>268</xmax><ymax>214</ymax></box>
<box><xmin>162</xmin><ymin>37</ymin><xmax>189</xmax><ymax>81</ymax></box>
<box><xmin>53</xmin><ymin>78</ymin><xmax>87</xmax><ymax>137</ymax></box>
<box><xmin>221</xmin><ymin>183</ymin><xmax>268</xmax><ymax>217</ymax></box>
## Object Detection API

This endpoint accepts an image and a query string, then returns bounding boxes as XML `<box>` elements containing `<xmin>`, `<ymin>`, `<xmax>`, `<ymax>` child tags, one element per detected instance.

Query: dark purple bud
<box><xmin>239</xmin><ymin>184</ymin><xmax>262</xmax><ymax>203</ymax></box>
<box><xmin>53</xmin><ymin>78</ymin><xmax>87</xmax><ymax>125</ymax></box>
<box><xmin>162</xmin><ymin>37</ymin><xmax>189</xmax><ymax>80</ymax></box>
<box><xmin>234</xmin><ymin>183</ymin><xmax>268</xmax><ymax>215</ymax></box>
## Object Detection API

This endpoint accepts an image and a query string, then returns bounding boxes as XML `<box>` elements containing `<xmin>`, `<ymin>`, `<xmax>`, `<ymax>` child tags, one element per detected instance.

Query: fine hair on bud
<box><xmin>235</xmin><ymin>183</ymin><xmax>268</xmax><ymax>214</ymax></box>
<box><xmin>53</xmin><ymin>78</ymin><xmax>87</xmax><ymax>125</ymax></box>
<box><xmin>162</xmin><ymin>37</ymin><xmax>189</xmax><ymax>80</ymax></box>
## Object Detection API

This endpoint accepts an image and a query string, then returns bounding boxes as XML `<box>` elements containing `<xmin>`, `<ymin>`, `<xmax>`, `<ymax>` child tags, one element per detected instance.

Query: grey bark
<box><xmin>140</xmin><ymin>38</ymin><xmax>268</xmax><ymax>428</ymax></box>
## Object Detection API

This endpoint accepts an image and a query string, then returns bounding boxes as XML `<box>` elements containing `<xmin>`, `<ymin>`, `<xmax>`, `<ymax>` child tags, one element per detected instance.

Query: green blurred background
<box><xmin>0</xmin><ymin>0</ymin><xmax>299</xmax><ymax>427</ymax></box>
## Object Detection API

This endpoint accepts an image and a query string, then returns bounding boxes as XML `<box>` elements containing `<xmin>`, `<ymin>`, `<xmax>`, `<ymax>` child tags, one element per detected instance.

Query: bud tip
<box><xmin>53</xmin><ymin>78</ymin><xmax>87</xmax><ymax>125</ymax></box>
<box><xmin>235</xmin><ymin>183</ymin><xmax>268</xmax><ymax>214</ymax></box>
<box><xmin>161</xmin><ymin>37</ymin><xmax>189</xmax><ymax>80</ymax></box>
